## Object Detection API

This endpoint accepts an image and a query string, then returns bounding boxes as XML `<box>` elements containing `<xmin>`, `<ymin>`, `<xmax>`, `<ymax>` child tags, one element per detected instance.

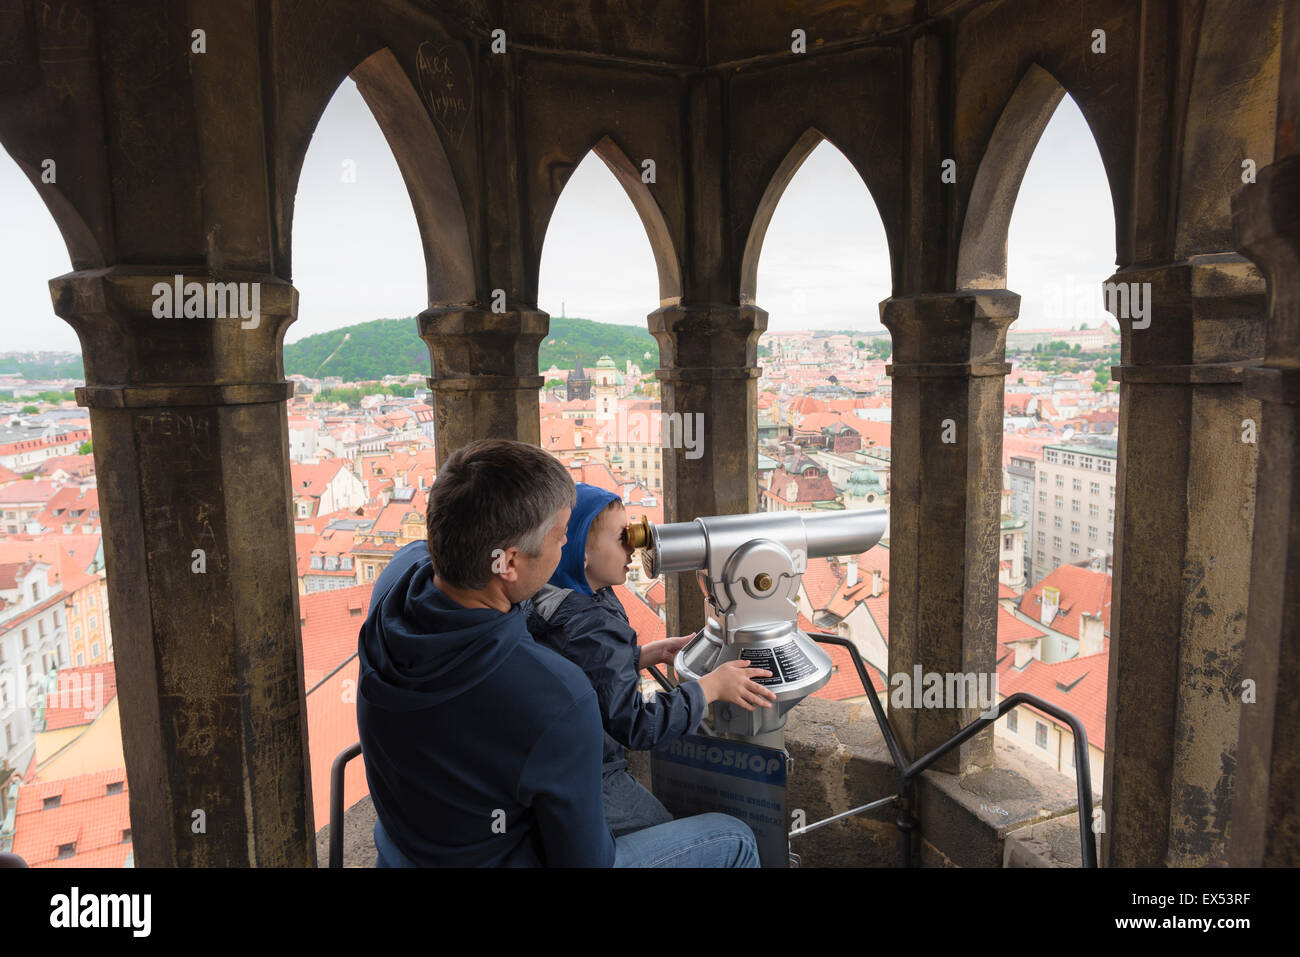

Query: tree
<box><xmin>78</xmin><ymin>441</ymin><xmax>93</xmax><ymax>455</ymax></box>
<box><xmin>20</xmin><ymin>405</ymin><xmax>38</xmax><ymax>414</ymax></box>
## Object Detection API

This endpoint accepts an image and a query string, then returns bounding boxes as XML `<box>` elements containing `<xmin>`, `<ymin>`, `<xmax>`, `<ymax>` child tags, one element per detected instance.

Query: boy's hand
<box><xmin>640</xmin><ymin>635</ymin><xmax>691</xmax><ymax>670</ymax></box>
<box><xmin>697</xmin><ymin>659</ymin><xmax>778</xmax><ymax>711</ymax></box>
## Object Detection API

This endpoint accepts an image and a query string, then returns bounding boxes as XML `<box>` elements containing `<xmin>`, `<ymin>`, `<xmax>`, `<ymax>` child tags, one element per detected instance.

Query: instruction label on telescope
<box><xmin>739</xmin><ymin>648</ymin><xmax>782</xmax><ymax>686</ymax></box>
<box><xmin>650</xmin><ymin>734</ymin><xmax>789</xmax><ymax>867</ymax></box>
<box><xmin>739</xmin><ymin>641</ymin><xmax>816</xmax><ymax>686</ymax></box>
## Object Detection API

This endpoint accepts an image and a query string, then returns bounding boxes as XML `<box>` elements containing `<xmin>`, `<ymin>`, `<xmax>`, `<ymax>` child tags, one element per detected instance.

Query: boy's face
<box><xmin>584</xmin><ymin>502</ymin><xmax>633</xmax><ymax>592</ymax></box>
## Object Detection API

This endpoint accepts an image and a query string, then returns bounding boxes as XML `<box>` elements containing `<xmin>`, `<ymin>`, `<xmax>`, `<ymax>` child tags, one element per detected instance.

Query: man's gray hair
<box><xmin>425</xmin><ymin>439</ymin><xmax>576</xmax><ymax>589</ymax></box>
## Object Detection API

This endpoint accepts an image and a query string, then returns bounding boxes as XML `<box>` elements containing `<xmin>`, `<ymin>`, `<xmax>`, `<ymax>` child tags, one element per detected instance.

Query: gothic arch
<box><xmin>538</xmin><ymin>133</ymin><xmax>683</xmax><ymax>306</ymax></box>
<box><xmin>738</xmin><ymin>127</ymin><xmax>894</xmax><ymax>306</ymax></box>
<box><xmin>281</xmin><ymin>47</ymin><xmax>475</xmax><ymax>305</ymax></box>
<box><xmin>956</xmin><ymin>63</ymin><xmax>1073</xmax><ymax>289</ymax></box>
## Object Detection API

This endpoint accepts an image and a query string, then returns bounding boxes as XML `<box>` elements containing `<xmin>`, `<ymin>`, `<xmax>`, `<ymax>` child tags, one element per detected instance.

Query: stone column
<box><xmin>648</xmin><ymin>303</ymin><xmax>766</xmax><ymax>637</ymax></box>
<box><xmin>1230</xmin><ymin>154</ymin><xmax>1300</xmax><ymax>866</ymax></box>
<box><xmin>50</xmin><ymin>267</ymin><xmax>310</xmax><ymax>867</ymax></box>
<box><xmin>1101</xmin><ymin>254</ymin><xmax>1265</xmax><ymax>867</ymax></box>
<box><xmin>880</xmin><ymin>290</ymin><xmax>1019</xmax><ymax>773</ymax></box>
<box><xmin>418</xmin><ymin>305</ymin><xmax>547</xmax><ymax>459</ymax></box>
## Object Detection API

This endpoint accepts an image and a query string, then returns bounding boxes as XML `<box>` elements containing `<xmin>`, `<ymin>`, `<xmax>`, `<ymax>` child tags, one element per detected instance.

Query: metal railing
<box><xmin>800</xmin><ymin>633</ymin><xmax>1098</xmax><ymax>868</ymax></box>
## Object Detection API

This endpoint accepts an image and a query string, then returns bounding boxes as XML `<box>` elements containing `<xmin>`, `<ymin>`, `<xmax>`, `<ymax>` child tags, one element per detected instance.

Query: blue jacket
<box><xmin>525</xmin><ymin>482</ymin><xmax>707</xmax><ymax>770</ymax></box>
<box><xmin>356</xmin><ymin>540</ymin><xmax>615</xmax><ymax>866</ymax></box>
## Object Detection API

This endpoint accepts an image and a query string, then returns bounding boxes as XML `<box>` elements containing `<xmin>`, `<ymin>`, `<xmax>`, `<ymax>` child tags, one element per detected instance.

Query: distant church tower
<box><xmin>593</xmin><ymin>355</ymin><xmax>623</xmax><ymax>416</ymax></box>
<box><xmin>567</xmin><ymin>357</ymin><xmax>592</xmax><ymax>401</ymax></box>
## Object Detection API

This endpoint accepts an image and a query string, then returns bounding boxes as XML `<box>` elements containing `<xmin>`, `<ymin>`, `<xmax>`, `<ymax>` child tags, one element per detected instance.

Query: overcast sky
<box><xmin>0</xmin><ymin>79</ymin><xmax>1117</xmax><ymax>353</ymax></box>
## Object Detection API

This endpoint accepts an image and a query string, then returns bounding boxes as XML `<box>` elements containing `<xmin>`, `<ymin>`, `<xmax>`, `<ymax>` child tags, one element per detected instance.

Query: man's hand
<box><xmin>696</xmin><ymin>659</ymin><xmax>778</xmax><ymax>711</ymax></box>
<box><xmin>640</xmin><ymin>635</ymin><xmax>692</xmax><ymax>671</ymax></box>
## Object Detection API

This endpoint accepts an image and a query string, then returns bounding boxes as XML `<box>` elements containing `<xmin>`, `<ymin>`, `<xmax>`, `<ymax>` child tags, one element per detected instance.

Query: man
<box><xmin>356</xmin><ymin>438</ymin><xmax>758</xmax><ymax>867</ymax></box>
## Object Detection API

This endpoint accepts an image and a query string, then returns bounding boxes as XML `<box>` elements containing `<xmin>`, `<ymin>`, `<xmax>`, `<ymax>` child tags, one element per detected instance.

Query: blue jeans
<box><xmin>613</xmin><ymin>812</ymin><xmax>760</xmax><ymax>868</ymax></box>
<box><xmin>375</xmin><ymin>810</ymin><xmax>759</xmax><ymax>868</ymax></box>
<box><xmin>603</xmin><ymin>767</ymin><xmax>674</xmax><ymax>837</ymax></box>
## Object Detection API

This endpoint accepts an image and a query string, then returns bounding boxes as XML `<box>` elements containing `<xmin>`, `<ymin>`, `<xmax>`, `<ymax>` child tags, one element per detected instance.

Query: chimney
<box><xmin>1039</xmin><ymin>585</ymin><xmax>1060</xmax><ymax>627</ymax></box>
<box><xmin>846</xmin><ymin>557</ymin><xmax>859</xmax><ymax>588</ymax></box>
<box><xmin>870</xmin><ymin>568</ymin><xmax>882</xmax><ymax>598</ymax></box>
<box><xmin>1079</xmin><ymin>612</ymin><xmax>1105</xmax><ymax>657</ymax></box>
<box><xmin>1013</xmin><ymin>639</ymin><xmax>1034</xmax><ymax>669</ymax></box>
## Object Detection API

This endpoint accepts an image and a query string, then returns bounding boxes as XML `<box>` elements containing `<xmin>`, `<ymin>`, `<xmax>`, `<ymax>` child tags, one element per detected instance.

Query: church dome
<box><xmin>847</xmin><ymin>467</ymin><xmax>883</xmax><ymax>496</ymax></box>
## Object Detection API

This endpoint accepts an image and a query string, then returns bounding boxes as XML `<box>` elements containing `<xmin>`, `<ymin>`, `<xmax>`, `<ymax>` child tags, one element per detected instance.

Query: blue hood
<box><xmin>548</xmin><ymin>483</ymin><xmax>621</xmax><ymax>597</ymax></box>
<box><xmin>359</xmin><ymin>541</ymin><xmax>523</xmax><ymax>712</ymax></box>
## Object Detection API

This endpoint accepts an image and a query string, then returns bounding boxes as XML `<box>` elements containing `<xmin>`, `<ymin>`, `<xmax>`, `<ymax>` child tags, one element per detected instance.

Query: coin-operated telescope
<box><xmin>624</xmin><ymin>509</ymin><xmax>887</xmax><ymax>744</ymax></box>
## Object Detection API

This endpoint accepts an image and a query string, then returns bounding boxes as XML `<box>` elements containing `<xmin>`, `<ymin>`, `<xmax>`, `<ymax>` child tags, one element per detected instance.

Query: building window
<box><xmin>1038</xmin><ymin>511</ymin><xmax>1045</xmax><ymax>523</ymax></box>
<box><xmin>1080</xmin><ymin>456</ymin><xmax>1093</xmax><ymax>470</ymax></box>
<box><xmin>76</xmin><ymin>652</ymin><xmax>85</xmax><ymax>667</ymax></box>
<box><xmin>1070</xmin><ymin>543</ymin><xmax>1080</xmax><ymax>556</ymax></box>
<box><xmin>92</xmin><ymin>642</ymin><xmax>100</xmax><ymax>658</ymax></box>
<box><xmin>1071</xmin><ymin>522</ymin><xmax>1080</xmax><ymax>535</ymax></box>
<box><xmin>44</xmin><ymin>795</ymin><xmax>61</xmax><ymax>809</ymax></box>
<box><xmin>1107</xmin><ymin>531</ymin><xmax>1114</xmax><ymax>546</ymax></box>
<box><xmin>1072</xmin><ymin>479</ymin><xmax>1081</xmax><ymax>491</ymax></box>
<box><xmin>1055</xmin><ymin>496</ymin><xmax>1064</xmax><ymax>508</ymax></box>
<box><xmin>1055</xmin><ymin>475</ymin><xmax>1063</xmax><ymax>487</ymax></box>
<box><xmin>1053</xmin><ymin>537</ymin><xmax>1062</xmax><ymax>550</ymax></box>
<box><xmin>122</xmin><ymin>829</ymin><xmax>132</xmax><ymax>843</ymax></box>
<box><xmin>1108</xmin><ymin>509</ymin><xmax>1114</xmax><ymax>523</ymax></box>
<box><xmin>89</xmin><ymin>616</ymin><xmax>97</xmax><ymax>632</ymax></box>
<box><xmin>57</xmin><ymin>842</ymin><xmax>76</xmax><ymax>860</ymax></box>
<box><xmin>1053</xmin><ymin>517</ymin><xmax>1061</xmax><ymax>529</ymax></box>
<box><xmin>1007</xmin><ymin>710</ymin><xmax>1018</xmax><ymax>733</ymax></box>
<box><xmin>1072</xmin><ymin>500</ymin><xmax>1080</xmax><ymax>512</ymax></box>
<box><xmin>1099</xmin><ymin>460</ymin><xmax>1112</xmax><ymax>473</ymax></box>
<box><xmin>1089</xmin><ymin>504</ymin><xmax>1098</xmax><ymax>517</ymax></box>
<box><xmin>1088</xmin><ymin>526</ymin><xmax>1098</xmax><ymax>540</ymax></box>
<box><xmin>1090</xmin><ymin>482</ymin><xmax>1100</xmax><ymax>495</ymax></box>
<box><xmin>106</xmin><ymin>780</ymin><xmax>124</xmax><ymax>795</ymax></box>
<box><xmin>1037</xmin><ymin>532</ymin><xmax>1045</xmax><ymax>544</ymax></box>
<box><xmin>1038</xmin><ymin>491</ymin><xmax>1046</xmax><ymax>503</ymax></box>
<box><xmin>1039</xmin><ymin>471</ymin><xmax>1048</xmax><ymax>483</ymax></box>
<box><xmin>1037</xmin><ymin>551</ymin><xmax>1045</xmax><ymax>563</ymax></box>
<box><xmin>1035</xmin><ymin>722</ymin><xmax>1048</xmax><ymax>749</ymax></box>
<box><xmin>1045</xmin><ymin>450</ymin><xmax>1058</xmax><ymax>464</ymax></box>
<box><xmin>4</xmin><ymin>723</ymin><xmax>12</xmax><ymax>748</ymax></box>
<box><xmin>1062</xmin><ymin>453</ymin><xmax>1075</xmax><ymax>467</ymax></box>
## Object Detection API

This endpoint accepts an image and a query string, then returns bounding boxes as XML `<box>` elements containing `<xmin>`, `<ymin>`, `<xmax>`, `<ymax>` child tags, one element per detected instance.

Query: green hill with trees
<box><xmin>283</xmin><ymin>315</ymin><xmax>660</xmax><ymax>381</ymax></box>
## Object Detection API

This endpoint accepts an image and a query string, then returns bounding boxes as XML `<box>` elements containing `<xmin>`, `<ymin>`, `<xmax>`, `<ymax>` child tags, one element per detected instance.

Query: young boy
<box><xmin>527</xmin><ymin>482</ymin><xmax>777</xmax><ymax>837</ymax></box>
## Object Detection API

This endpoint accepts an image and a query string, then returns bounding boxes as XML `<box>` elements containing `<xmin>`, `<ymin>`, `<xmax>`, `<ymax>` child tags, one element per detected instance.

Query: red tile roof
<box><xmin>997</xmin><ymin>650</ymin><xmax>1109</xmax><ymax>750</ymax></box>
<box><xmin>0</xmin><ymin>478</ymin><xmax>58</xmax><ymax>505</ymax></box>
<box><xmin>299</xmin><ymin>583</ymin><xmax>374</xmax><ymax>688</ymax></box>
<box><xmin>613</xmin><ymin>584</ymin><xmax>666</xmax><ymax>646</ymax></box>
<box><xmin>997</xmin><ymin>605</ymin><xmax>1047</xmax><ymax>644</ymax></box>
<box><xmin>1016</xmin><ymin>565</ymin><xmax>1113</xmax><ymax>639</ymax></box>
<box><xmin>43</xmin><ymin>663</ymin><xmax>118</xmax><ymax>731</ymax></box>
<box><xmin>306</xmin><ymin>656</ymin><xmax>367</xmax><ymax>834</ymax></box>
<box><xmin>11</xmin><ymin>767</ymin><xmax>133</xmax><ymax>868</ymax></box>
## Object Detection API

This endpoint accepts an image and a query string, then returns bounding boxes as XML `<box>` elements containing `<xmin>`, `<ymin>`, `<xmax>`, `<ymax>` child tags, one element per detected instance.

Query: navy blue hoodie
<box><xmin>357</xmin><ymin>540</ymin><xmax>615</xmax><ymax>866</ymax></box>
<box><xmin>527</xmin><ymin>484</ymin><xmax>707</xmax><ymax>771</ymax></box>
